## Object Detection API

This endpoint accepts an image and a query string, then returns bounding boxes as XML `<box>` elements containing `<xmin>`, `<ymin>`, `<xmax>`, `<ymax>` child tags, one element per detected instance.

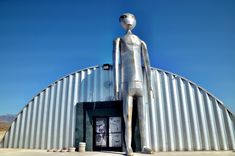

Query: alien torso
<box><xmin>120</xmin><ymin>32</ymin><xmax>144</xmax><ymax>84</ymax></box>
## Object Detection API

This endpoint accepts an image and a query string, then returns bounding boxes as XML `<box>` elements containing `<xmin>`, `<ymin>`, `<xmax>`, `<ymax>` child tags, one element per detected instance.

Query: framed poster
<box><xmin>109</xmin><ymin>117</ymin><xmax>122</xmax><ymax>147</ymax></box>
<box><xmin>109</xmin><ymin>133</ymin><xmax>122</xmax><ymax>147</ymax></box>
<box><xmin>93</xmin><ymin>116</ymin><xmax>122</xmax><ymax>150</ymax></box>
<box><xmin>109</xmin><ymin>117</ymin><xmax>121</xmax><ymax>133</ymax></box>
<box><xmin>95</xmin><ymin>118</ymin><xmax>107</xmax><ymax>147</ymax></box>
<box><xmin>96</xmin><ymin>134</ymin><xmax>107</xmax><ymax>146</ymax></box>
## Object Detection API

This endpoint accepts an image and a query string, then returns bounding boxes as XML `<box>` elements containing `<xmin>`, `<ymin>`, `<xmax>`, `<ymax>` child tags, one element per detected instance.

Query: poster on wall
<box><xmin>109</xmin><ymin>117</ymin><xmax>122</xmax><ymax>147</ymax></box>
<box><xmin>109</xmin><ymin>133</ymin><xmax>122</xmax><ymax>147</ymax></box>
<box><xmin>109</xmin><ymin>117</ymin><xmax>121</xmax><ymax>133</ymax></box>
<box><xmin>96</xmin><ymin>118</ymin><xmax>107</xmax><ymax>133</ymax></box>
<box><xmin>96</xmin><ymin>134</ymin><xmax>107</xmax><ymax>146</ymax></box>
<box><xmin>96</xmin><ymin>118</ymin><xmax>107</xmax><ymax>146</ymax></box>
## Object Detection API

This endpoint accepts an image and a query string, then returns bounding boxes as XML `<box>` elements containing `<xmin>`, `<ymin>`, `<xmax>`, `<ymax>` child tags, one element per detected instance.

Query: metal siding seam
<box><xmin>76</xmin><ymin>72</ymin><xmax>81</xmax><ymax>103</ymax></box>
<box><xmin>149</xmin><ymin>70</ymin><xmax>159</xmax><ymax>151</ymax></box>
<box><xmin>211</xmin><ymin>99</ymin><xmax>222</xmax><ymax>149</ymax></box>
<box><xmin>24</xmin><ymin>102</ymin><xmax>32</xmax><ymax>148</ymax></box>
<box><xmin>11</xmin><ymin>120</ymin><xmax>16</xmax><ymax>148</ymax></box>
<box><xmin>86</xmin><ymin>69</ymin><xmax>90</xmax><ymax>102</ymax></box>
<box><xmin>30</xmin><ymin>97</ymin><xmax>38</xmax><ymax>148</ymax></box>
<box><xmin>22</xmin><ymin>107</ymin><xmax>28</xmax><ymax>148</ymax></box>
<box><xmin>145</xmin><ymin>100</ymin><xmax>151</xmax><ymax>148</ymax></box>
<box><xmin>172</xmin><ymin>76</ymin><xmax>184</xmax><ymax>151</ymax></box>
<box><xmin>87</xmin><ymin>69</ymin><xmax>92</xmax><ymax>102</ymax></box>
<box><xmin>16</xmin><ymin>113</ymin><xmax>21</xmax><ymax>148</ymax></box>
<box><xmin>168</xmin><ymin>75</ymin><xmax>178</xmax><ymax>151</ymax></box>
<box><xmin>19</xmin><ymin>107</ymin><xmax>26</xmax><ymax>148</ymax></box>
<box><xmin>3</xmin><ymin>131</ymin><xmax>9</xmax><ymax>148</ymax></box>
<box><xmin>206</xmin><ymin>94</ymin><xmax>219</xmax><ymax>150</ymax></box>
<box><xmin>71</xmin><ymin>72</ymin><xmax>79</xmax><ymax>147</ymax></box>
<box><xmin>84</xmin><ymin>70</ymin><xmax>88</xmax><ymax>102</ymax></box>
<box><xmin>185</xmin><ymin>82</ymin><xmax>196</xmax><ymax>150</ymax></box>
<box><xmin>233</xmin><ymin>115</ymin><xmax>235</xmax><ymax>149</ymax></box>
<box><xmin>188</xmin><ymin>83</ymin><xmax>202</xmax><ymax>150</ymax></box>
<box><xmin>225</xmin><ymin>111</ymin><xmax>235</xmax><ymax>149</ymax></box>
<box><xmin>84</xmin><ymin>69</ymin><xmax>91</xmax><ymax>102</ymax></box>
<box><xmin>8</xmin><ymin>122</ymin><xmax>15</xmax><ymax>148</ymax></box>
<box><xmin>179</xmin><ymin>79</ymin><xmax>193</xmax><ymax>150</ymax></box>
<box><xmin>35</xmin><ymin>92</ymin><xmax>44</xmax><ymax>149</ymax></box>
<box><xmin>215</xmin><ymin>101</ymin><xmax>228</xmax><ymax>150</ymax></box>
<box><xmin>41</xmin><ymin>88</ymin><xmax>50</xmax><ymax>149</ymax></box>
<box><xmin>143</xmin><ymin>70</ymin><xmax>149</xmax><ymax>146</ymax></box>
<box><xmin>196</xmin><ymin>88</ymin><xmax>210</xmax><ymax>150</ymax></box>
<box><xmin>65</xmin><ymin>75</ymin><xmax>73</xmax><ymax>147</ymax></box>
<box><xmin>13</xmin><ymin>113</ymin><xmax>21</xmax><ymax>148</ymax></box>
<box><xmin>93</xmin><ymin>67</ymin><xmax>98</xmax><ymax>101</ymax></box>
<box><xmin>47</xmin><ymin>85</ymin><xmax>55</xmax><ymax>149</ymax></box>
<box><xmin>58</xmin><ymin>79</ymin><xmax>65</xmax><ymax>149</ymax></box>
<box><xmin>98</xmin><ymin>67</ymin><xmax>102</xmax><ymax>101</ymax></box>
<box><xmin>58</xmin><ymin>78</ymin><xmax>66</xmax><ymax>148</ymax></box>
<box><xmin>80</xmin><ymin>71</ymin><xmax>85</xmax><ymax>102</ymax></box>
<box><xmin>163</xmin><ymin>73</ymin><xmax>175</xmax><ymax>151</ymax></box>
<box><xmin>156</xmin><ymin>71</ymin><xmax>167</xmax><ymax>151</ymax></box>
<box><xmin>222</xmin><ymin>109</ymin><xmax>232</xmax><ymax>149</ymax></box>
<box><xmin>223</xmin><ymin>109</ymin><xmax>232</xmax><ymax>149</ymax></box>
<box><xmin>91</xmin><ymin>69</ymin><xmax>96</xmax><ymax>101</ymax></box>
<box><xmin>99</xmin><ymin>67</ymin><xmax>104</xmax><ymax>101</ymax></box>
<box><xmin>34</xmin><ymin>96</ymin><xmax>40</xmax><ymax>149</ymax></box>
<box><xmin>53</xmin><ymin>81</ymin><xmax>61</xmax><ymax>148</ymax></box>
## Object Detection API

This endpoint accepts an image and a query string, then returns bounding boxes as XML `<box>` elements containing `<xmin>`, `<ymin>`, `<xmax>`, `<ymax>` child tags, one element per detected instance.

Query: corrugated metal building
<box><xmin>0</xmin><ymin>64</ymin><xmax>235</xmax><ymax>152</ymax></box>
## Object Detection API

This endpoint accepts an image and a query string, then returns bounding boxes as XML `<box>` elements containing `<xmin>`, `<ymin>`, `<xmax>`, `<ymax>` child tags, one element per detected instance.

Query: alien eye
<box><xmin>121</xmin><ymin>15</ymin><xmax>127</xmax><ymax>18</ymax></box>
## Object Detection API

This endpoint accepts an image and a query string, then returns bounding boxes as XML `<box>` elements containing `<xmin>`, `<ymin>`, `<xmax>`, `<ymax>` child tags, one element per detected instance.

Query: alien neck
<box><xmin>126</xmin><ymin>29</ymin><xmax>132</xmax><ymax>35</ymax></box>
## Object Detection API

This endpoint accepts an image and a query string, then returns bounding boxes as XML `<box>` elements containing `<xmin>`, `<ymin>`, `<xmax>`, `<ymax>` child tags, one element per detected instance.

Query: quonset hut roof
<box><xmin>0</xmin><ymin>64</ymin><xmax>235</xmax><ymax>151</ymax></box>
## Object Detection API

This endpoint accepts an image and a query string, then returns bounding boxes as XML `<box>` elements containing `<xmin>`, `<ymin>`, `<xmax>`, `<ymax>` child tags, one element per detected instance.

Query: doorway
<box><xmin>93</xmin><ymin>116</ymin><xmax>122</xmax><ymax>151</ymax></box>
<box><xmin>75</xmin><ymin>101</ymin><xmax>124</xmax><ymax>151</ymax></box>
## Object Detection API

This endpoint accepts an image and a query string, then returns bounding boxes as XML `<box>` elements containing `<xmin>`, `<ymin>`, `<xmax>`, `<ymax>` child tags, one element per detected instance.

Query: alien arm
<box><xmin>141</xmin><ymin>41</ymin><xmax>152</xmax><ymax>91</ymax></box>
<box><xmin>113</xmin><ymin>37</ymin><xmax>121</xmax><ymax>100</ymax></box>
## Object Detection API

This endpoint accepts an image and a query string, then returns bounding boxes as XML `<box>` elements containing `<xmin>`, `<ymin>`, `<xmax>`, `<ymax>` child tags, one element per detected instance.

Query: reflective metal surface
<box><xmin>0</xmin><ymin>65</ymin><xmax>235</xmax><ymax>152</ymax></box>
<box><xmin>114</xmin><ymin>13</ymin><xmax>153</xmax><ymax>155</ymax></box>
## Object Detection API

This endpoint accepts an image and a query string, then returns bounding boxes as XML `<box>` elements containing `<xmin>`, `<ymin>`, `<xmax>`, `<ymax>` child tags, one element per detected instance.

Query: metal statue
<box><xmin>113</xmin><ymin>13</ymin><xmax>153</xmax><ymax>155</ymax></box>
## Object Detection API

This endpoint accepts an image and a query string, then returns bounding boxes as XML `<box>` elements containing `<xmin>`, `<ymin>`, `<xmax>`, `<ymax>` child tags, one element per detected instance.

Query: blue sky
<box><xmin>0</xmin><ymin>0</ymin><xmax>234</xmax><ymax>115</ymax></box>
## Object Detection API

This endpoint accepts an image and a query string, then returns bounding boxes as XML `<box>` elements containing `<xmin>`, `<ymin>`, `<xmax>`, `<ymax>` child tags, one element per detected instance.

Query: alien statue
<box><xmin>113</xmin><ymin>13</ymin><xmax>153</xmax><ymax>155</ymax></box>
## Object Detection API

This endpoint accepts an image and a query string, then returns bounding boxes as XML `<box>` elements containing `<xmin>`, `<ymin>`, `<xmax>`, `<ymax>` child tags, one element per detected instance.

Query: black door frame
<box><xmin>75</xmin><ymin>101</ymin><xmax>124</xmax><ymax>151</ymax></box>
<box><xmin>93</xmin><ymin>116</ymin><xmax>122</xmax><ymax>151</ymax></box>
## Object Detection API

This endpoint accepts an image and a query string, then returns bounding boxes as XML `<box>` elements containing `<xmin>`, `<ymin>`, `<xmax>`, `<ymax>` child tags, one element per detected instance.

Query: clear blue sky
<box><xmin>0</xmin><ymin>0</ymin><xmax>234</xmax><ymax>115</ymax></box>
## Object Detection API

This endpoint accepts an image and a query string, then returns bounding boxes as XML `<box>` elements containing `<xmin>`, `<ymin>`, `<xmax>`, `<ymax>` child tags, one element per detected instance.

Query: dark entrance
<box><xmin>93</xmin><ymin>116</ymin><xmax>122</xmax><ymax>151</ymax></box>
<box><xmin>75</xmin><ymin>101</ymin><xmax>124</xmax><ymax>151</ymax></box>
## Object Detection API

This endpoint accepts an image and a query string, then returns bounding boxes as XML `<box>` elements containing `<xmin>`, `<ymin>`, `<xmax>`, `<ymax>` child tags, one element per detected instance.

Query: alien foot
<box><xmin>142</xmin><ymin>146</ymin><xmax>153</xmax><ymax>154</ymax></box>
<box><xmin>126</xmin><ymin>147</ymin><xmax>134</xmax><ymax>156</ymax></box>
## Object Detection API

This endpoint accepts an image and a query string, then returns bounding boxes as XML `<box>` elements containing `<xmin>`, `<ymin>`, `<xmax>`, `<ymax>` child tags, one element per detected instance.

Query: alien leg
<box><xmin>137</xmin><ymin>96</ymin><xmax>147</xmax><ymax>149</ymax></box>
<box><xmin>123</xmin><ymin>94</ymin><xmax>133</xmax><ymax>156</ymax></box>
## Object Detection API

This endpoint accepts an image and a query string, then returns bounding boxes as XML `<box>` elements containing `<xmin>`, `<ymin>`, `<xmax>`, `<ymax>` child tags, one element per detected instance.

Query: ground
<box><xmin>0</xmin><ymin>149</ymin><xmax>234</xmax><ymax>156</ymax></box>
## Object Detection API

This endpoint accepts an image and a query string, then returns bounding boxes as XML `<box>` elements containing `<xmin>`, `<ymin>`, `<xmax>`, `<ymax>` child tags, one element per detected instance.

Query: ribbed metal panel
<box><xmin>0</xmin><ymin>65</ymin><xmax>235</xmax><ymax>151</ymax></box>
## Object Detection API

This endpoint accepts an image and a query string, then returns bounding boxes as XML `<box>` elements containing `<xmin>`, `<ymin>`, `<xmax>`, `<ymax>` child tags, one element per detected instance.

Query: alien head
<box><xmin>119</xmin><ymin>13</ymin><xmax>136</xmax><ymax>31</ymax></box>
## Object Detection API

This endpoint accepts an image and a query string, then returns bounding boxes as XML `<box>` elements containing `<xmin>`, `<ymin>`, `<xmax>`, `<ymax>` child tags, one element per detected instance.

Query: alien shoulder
<box><xmin>113</xmin><ymin>37</ymin><xmax>121</xmax><ymax>44</ymax></box>
<box><xmin>141</xmin><ymin>40</ymin><xmax>147</xmax><ymax>49</ymax></box>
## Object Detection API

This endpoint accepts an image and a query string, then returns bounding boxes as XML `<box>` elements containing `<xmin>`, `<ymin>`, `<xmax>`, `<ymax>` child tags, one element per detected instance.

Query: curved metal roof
<box><xmin>0</xmin><ymin>64</ymin><xmax>234</xmax><ymax>151</ymax></box>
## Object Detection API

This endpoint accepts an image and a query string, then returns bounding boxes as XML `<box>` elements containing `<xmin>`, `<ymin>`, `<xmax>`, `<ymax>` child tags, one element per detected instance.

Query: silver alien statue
<box><xmin>113</xmin><ymin>13</ymin><xmax>153</xmax><ymax>155</ymax></box>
